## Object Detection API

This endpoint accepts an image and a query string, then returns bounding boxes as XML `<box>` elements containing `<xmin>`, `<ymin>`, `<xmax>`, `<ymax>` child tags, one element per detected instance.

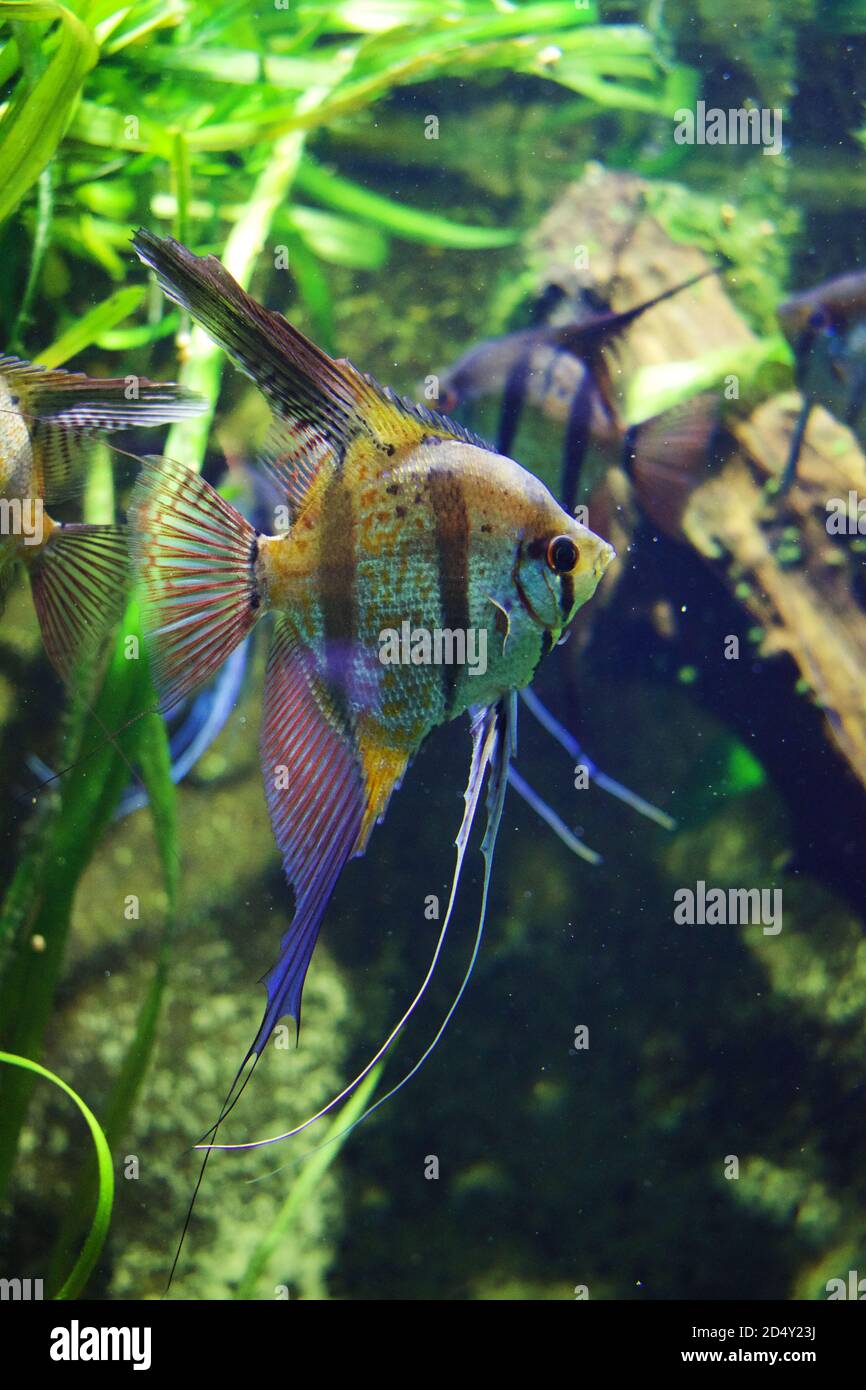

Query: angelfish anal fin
<box><xmin>253</xmin><ymin>620</ymin><xmax>411</xmax><ymax>1054</ymax></box>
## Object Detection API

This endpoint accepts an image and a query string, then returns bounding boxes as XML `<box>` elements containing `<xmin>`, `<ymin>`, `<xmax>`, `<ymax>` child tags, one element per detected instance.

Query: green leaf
<box><xmin>0</xmin><ymin>626</ymin><xmax>155</xmax><ymax>1198</ymax></box>
<box><xmin>0</xmin><ymin>34</ymin><xmax>21</xmax><ymax>87</ymax></box>
<box><xmin>96</xmin><ymin>311</ymin><xmax>181</xmax><ymax>350</ymax></box>
<box><xmin>296</xmin><ymin>156</ymin><xmax>517</xmax><ymax>247</ymax></box>
<box><xmin>10</xmin><ymin>163</ymin><xmax>53</xmax><ymax>350</ymax></box>
<box><xmin>0</xmin><ymin>2</ymin><xmax>98</xmax><ymax>226</ymax></box>
<box><xmin>287</xmin><ymin>204</ymin><xmax>389</xmax><ymax>268</ymax></box>
<box><xmin>35</xmin><ymin>284</ymin><xmax>145</xmax><ymax>367</ymax></box>
<box><xmin>0</xmin><ymin>1051</ymin><xmax>114</xmax><ymax>1300</ymax></box>
<box><xmin>67</xmin><ymin>99</ymin><xmax>171</xmax><ymax>155</ymax></box>
<box><xmin>132</xmin><ymin>695</ymin><xmax>180</xmax><ymax>916</ymax></box>
<box><xmin>624</xmin><ymin>335</ymin><xmax>794</xmax><ymax>424</ymax></box>
<box><xmin>278</xmin><ymin>227</ymin><xmax>336</xmax><ymax>352</ymax></box>
<box><xmin>131</xmin><ymin>44</ymin><xmax>350</xmax><ymax>88</ymax></box>
<box><xmin>97</xmin><ymin>0</ymin><xmax>188</xmax><ymax>54</ymax></box>
<box><xmin>163</xmin><ymin>124</ymin><xmax>312</xmax><ymax>470</ymax></box>
<box><xmin>43</xmin><ymin>620</ymin><xmax>179</xmax><ymax>1296</ymax></box>
<box><xmin>92</xmin><ymin>672</ymin><xmax>178</xmax><ymax>1170</ymax></box>
<box><xmin>234</xmin><ymin>1061</ymin><xmax>383</xmax><ymax>1299</ymax></box>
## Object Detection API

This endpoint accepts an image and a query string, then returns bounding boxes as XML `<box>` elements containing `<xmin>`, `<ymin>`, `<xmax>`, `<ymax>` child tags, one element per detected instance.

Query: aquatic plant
<box><xmin>0</xmin><ymin>1050</ymin><xmax>114</xmax><ymax>1298</ymax></box>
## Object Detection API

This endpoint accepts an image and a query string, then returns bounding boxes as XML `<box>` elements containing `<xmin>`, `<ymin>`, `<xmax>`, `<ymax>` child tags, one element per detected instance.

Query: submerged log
<box><xmin>530</xmin><ymin>167</ymin><xmax>866</xmax><ymax>792</ymax></box>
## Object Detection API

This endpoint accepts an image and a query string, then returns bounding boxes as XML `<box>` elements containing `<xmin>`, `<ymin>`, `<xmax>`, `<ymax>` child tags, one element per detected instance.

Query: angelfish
<box><xmin>438</xmin><ymin>269</ymin><xmax>718</xmax><ymax>513</ymax></box>
<box><xmin>777</xmin><ymin>269</ymin><xmax>866</xmax><ymax>493</ymax></box>
<box><xmin>0</xmin><ymin>356</ymin><xmax>203</xmax><ymax>678</ymax></box>
<box><xmin>129</xmin><ymin>231</ymin><xmax>615</xmax><ymax>1113</ymax></box>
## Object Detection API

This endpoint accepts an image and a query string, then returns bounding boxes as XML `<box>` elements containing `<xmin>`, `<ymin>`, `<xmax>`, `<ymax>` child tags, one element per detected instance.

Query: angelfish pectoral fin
<box><xmin>519</xmin><ymin>687</ymin><xmax>676</xmax><ymax>831</ymax></box>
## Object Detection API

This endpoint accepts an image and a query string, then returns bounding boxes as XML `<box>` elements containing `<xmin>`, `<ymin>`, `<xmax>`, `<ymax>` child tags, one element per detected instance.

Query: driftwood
<box><xmin>527</xmin><ymin>167</ymin><xmax>866</xmax><ymax>793</ymax></box>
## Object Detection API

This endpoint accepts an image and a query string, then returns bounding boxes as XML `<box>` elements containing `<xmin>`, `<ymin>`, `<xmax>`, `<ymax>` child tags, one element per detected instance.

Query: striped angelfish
<box><xmin>0</xmin><ymin>355</ymin><xmax>204</xmax><ymax>679</ymax></box>
<box><xmin>128</xmin><ymin>231</ymin><xmax>615</xmax><ymax>1159</ymax></box>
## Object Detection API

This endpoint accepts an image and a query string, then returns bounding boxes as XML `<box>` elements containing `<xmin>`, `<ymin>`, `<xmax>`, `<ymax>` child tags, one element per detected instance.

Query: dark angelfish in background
<box><xmin>438</xmin><ymin>269</ymin><xmax>718</xmax><ymax>515</ymax></box>
<box><xmin>439</xmin><ymin>270</ymin><xmax>719</xmax><ymax>844</ymax></box>
<box><xmin>777</xmin><ymin>269</ymin><xmax>866</xmax><ymax>493</ymax></box>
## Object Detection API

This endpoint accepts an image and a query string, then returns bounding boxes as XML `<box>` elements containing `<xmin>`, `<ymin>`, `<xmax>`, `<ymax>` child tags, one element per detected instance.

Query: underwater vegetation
<box><xmin>0</xmin><ymin>0</ymin><xmax>865</xmax><ymax>1306</ymax></box>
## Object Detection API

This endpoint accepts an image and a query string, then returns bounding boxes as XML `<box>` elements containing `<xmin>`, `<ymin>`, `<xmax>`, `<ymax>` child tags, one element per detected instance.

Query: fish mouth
<box><xmin>593</xmin><ymin>539</ymin><xmax>616</xmax><ymax>580</ymax></box>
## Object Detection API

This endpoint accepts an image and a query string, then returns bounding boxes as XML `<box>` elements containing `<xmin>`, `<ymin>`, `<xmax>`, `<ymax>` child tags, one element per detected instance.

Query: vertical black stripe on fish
<box><xmin>317</xmin><ymin>472</ymin><xmax>357</xmax><ymax>719</ymax></box>
<box><xmin>530</xmin><ymin>627</ymin><xmax>554</xmax><ymax>682</ymax></box>
<box><xmin>512</xmin><ymin>538</ymin><xmax>547</xmax><ymax>629</ymax></box>
<box><xmin>249</xmin><ymin>533</ymin><xmax>262</xmax><ymax>610</ymax></box>
<box><xmin>428</xmin><ymin>469</ymin><xmax>470</xmax><ymax>718</ymax></box>
<box><xmin>559</xmin><ymin>570</ymin><xmax>575</xmax><ymax>621</ymax></box>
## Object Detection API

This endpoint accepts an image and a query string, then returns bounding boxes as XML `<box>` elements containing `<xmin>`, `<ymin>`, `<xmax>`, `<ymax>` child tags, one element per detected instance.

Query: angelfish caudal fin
<box><xmin>27</xmin><ymin>523</ymin><xmax>129</xmax><ymax>682</ymax></box>
<box><xmin>128</xmin><ymin>456</ymin><xmax>263</xmax><ymax>711</ymax></box>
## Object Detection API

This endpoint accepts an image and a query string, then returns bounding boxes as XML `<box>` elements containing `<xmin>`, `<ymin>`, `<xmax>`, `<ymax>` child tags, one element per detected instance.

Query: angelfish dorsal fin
<box><xmin>553</xmin><ymin>267</ymin><xmax>720</xmax><ymax>359</ymax></box>
<box><xmin>131</xmin><ymin>230</ymin><xmax>489</xmax><ymax>523</ymax></box>
<box><xmin>0</xmin><ymin>354</ymin><xmax>205</xmax><ymax>504</ymax></box>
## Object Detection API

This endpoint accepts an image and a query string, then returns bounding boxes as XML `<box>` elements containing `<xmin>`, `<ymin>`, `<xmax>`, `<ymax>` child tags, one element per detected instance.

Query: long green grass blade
<box><xmin>296</xmin><ymin>157</ymin><xmax>517</xmax><ymax>247</ymax></box>
<box><xmin>277</xmin><ymin>228</ymin><xmax>336</xmax><ymax>352</ymax></box>
<box><xmin>163</xmin><ymin>121</ymin><xmax>314</xmax><ymax>469</ymax></box>
<box><xmin>286</xmin><ymin>205</ymin><xmax>389</xmax><ymax>269</ymax></box>
<box><xmin>10</xmin><ymin>163</ymin><xmax>53</xmax><ymax>350</ymax></box>
<box><xmin>0</xmin><ymin>2</ymin><xmax>98</xmax><ymax>225</ymax></box>
<box><xmin>0</xmin><ymin>630</ymin><xmax>155</xmax><ymax>1196</ymax></box>
<box><xmin>35</xmin><ymin>284</ymin><xmax>145</xmax><ymax>366</ymax></box>
<box><xmin>0</xmin><ymin>1051</ymin><xmax>114</xmax><ymax>1300</ymax></box>
<box><xmin>235</xmin><ymin>1062</ymin><xmax>383</xmax><ymax>1299</ymax></box>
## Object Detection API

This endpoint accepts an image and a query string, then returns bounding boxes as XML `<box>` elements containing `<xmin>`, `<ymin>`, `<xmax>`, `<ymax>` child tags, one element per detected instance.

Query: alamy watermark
<box><xmin>378</xmin><ymin>622</ymin><xmax>487</xmax><ymax>677</ymax></box>
<box><xmin>826</xmin><ymin>1270</ymin><xmax>866</xmax><ymax>1299</ymax></box>
<box><xmin>674</xmin><ymin>881</ymin><xmax>783</xmax><ymax>935</ymax></box>
<box><xmin>0</xmin><ymin>1276</ymin><xmax>43</xmax><ymax>1299</ymax></box>
<box><xmin>0</xmin><ymin>497</ymin><xmax>43</xmax><ymax>545</ymax></box>
<box><xmin>826</xmin><ymin>492</ymin><xmax>866</xmax><ymax>534</ymax></box>
<box><xmin>49</xmin><ymin>1320</ymin><xmax>151</xmax><ymax>1371</ymax></box>
<box><xmin>674</xmin><ymin>101</ymin><xmax>783</xmax><ymax>157</ymax></box>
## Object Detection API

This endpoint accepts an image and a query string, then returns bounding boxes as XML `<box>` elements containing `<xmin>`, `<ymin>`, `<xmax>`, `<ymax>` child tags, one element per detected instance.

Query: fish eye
<box><xmin>546</xmin><ymin>534</ymin><xmax>579</xmax><ymax>574</ymax></box>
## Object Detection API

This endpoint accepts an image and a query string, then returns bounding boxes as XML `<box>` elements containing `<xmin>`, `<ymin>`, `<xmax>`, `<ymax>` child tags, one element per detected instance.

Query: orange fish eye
<box><xmin>546</xmin><ymin>534</ymin><xmax>579</xmax><ymax>574</ymax></box>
